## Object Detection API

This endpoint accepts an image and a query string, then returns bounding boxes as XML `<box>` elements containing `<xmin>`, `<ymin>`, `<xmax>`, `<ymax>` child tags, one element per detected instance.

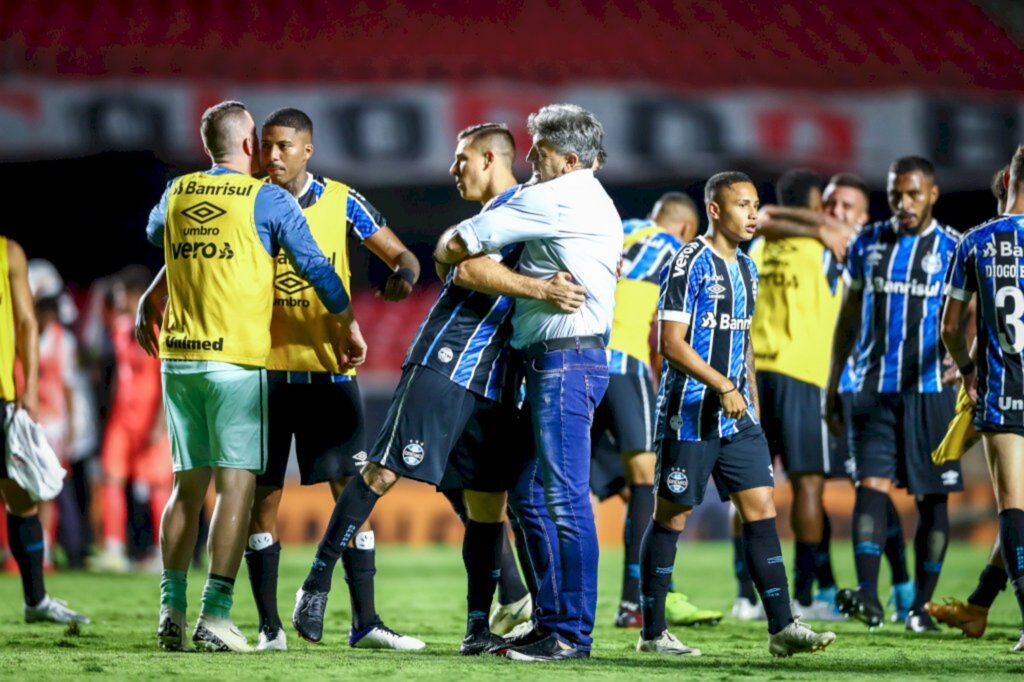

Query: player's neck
<box><xmin>280</xmin><ymin>171</ymin><xmax>311</xmax><ymax>199</ymax></box>
<box><xmin>1006</xmin><ymin>192</ymin><xmax>1024</xmax><ymax>215</ymax></box>
<box><xmin>704</xmin><ymin>227</ymin><xmax>740</xmax><ymax>260</ymax></box>
<box><xmin>214</xmin><ymin>157</ymin><xmax>252</xmax><ymax>176</ymax></box>
<box><xmin>480</xmin><ymin>173</ymin><xmax>518</xmax><ymax>205</ymax></box>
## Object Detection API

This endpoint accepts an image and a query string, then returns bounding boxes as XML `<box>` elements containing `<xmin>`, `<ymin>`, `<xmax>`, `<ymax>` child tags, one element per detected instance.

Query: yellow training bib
<box><xmin>267</xmin><ymin>178</ymin><xmax>353</xmax><ymax>375</ymax></box>
<box><xmin>0</xmin><ymin>237</ymin><xmax>16</xmax><ymax>401</ymax></box>
<box><xmin>160</xmin><ymin>171</ymin><xmax>274</xmax><ymax>366</ymax></box>
<box><xmin>608</xmin><ymin>225</ymin><xmax>676</xmax><ymax>365</ymax></box>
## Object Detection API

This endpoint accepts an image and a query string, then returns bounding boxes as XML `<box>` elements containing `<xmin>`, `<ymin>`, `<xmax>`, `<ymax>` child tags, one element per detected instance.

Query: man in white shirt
<box><xmin>436</xmin><ymin>103</ymin><xmax>623</xmax><ymax>661</ymax></box>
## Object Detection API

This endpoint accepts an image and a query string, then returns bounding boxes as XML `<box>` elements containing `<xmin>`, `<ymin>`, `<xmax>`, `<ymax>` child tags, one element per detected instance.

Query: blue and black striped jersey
<box><xmin>945</xmin><ymin>215</ymin><xmax>1024</xmax><ymax>430</ymax></box>
<box><xmin>655</xmin><ymin>237</ymin><xmax>759</xmax><ymax>442</ymax></box>
<box><xmin>297</xmin><ymin>174</ymin><xmax>384</xmax><ymax>241</ymax></box>
<box><xmin>845</xmin><ymin>218</ymin><xmax>960</xmax><ymax>394</ymax></box>
<box><xmin>403</xmin><ymin>185</ymin><xmax>524</xmax><ymax>402</ymax></box>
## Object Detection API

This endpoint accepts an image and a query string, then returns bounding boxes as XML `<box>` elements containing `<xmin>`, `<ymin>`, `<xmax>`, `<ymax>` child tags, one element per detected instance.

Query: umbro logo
<box><xmin>708</xmin><ymin>284</ymin><xmax>726</xmax><ymax>295</ymax></box>
<box><xmin>941</xmin><ymin>470</ymin><xmax>960</xmax><ymax>487</ymax></box>
<box><xmin>275</xmin><ymin>272</ymin><xmax>311</xmax><ymax>295</ymax></box>
<box><xmin>180</xmin><ymin>201</ymin><xmax>226</xmax><ymax>224</ymax></box>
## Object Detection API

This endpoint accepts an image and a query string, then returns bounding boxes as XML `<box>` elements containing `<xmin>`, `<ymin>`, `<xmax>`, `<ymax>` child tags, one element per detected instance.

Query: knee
<box><xmin>734</xmin><ymin>488</ymin><xmax>777</xmax><ymax>523</ymax></box>
<box><xmin>362</xmin><ymin>463</ymin><xmax>398</xmax><ymax>495</ymax></box>
<box><xmin>653</xmin><ymin>496</ymin><xmax>691</xmax><ymax>532</ymax></box>
<box><xmin>249</xmin><ymin>488</ymin><xmax>281</xmax><ymax>534</ymax></box>
<box><xmin>465</xmin><ymin>491</ymin><xmax>507</xmax><ymax>523</ymax></box>
<box><xmin>793</xmin><ymin>474</ymin><xmax>825</xmax><ymax>500</ymax></box>
<box><xmin>5</xmin><ymin>500</ymin><xmax>38</xmax><ymax>517</ymax></box>
<box><xmin>860</xmin><ymin>477</ymin><xmax>892</xmax><ymax>494</ymax></box>
<box><xmin>624</xmin><ymin>452</ymin><xmax>656</xmax><ymax>486</ymax></box>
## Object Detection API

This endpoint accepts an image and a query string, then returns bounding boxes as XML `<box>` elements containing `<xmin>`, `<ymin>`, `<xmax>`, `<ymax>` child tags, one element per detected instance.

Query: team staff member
<box><xmin>591</xmin><ymin>194</ymin><xmax>709</xmax><ymax>629</ymax></box>
<box><xmin>244</xmin><ymin>108</ymin><xmax>422</xmax><ymax>652</ymax></box>
<box><xmin>826</xmin><ymin>156</ymin><xmax>961</xmax><ymax>632</ymax></box>
<box><xmin>942</xmin><ymin>145</ymin><xmax>1024</xmax><ymax>653</ymax></box>
<box><xmin>437</xmin><ymin>104</ymin><xmax>622</xmax><ymax>662</ymax></box>
<box><xmin>294</xmin><ymin>123</ymin><xmax>585</xmax><ymax>653</ymax></box>
<box><xmin>137</xmin><ymin>100</ymin><xmax>358</xmax><ymax>653</ymax></box>
<box><xmin>0</xmin><ymin>237</ymin><xmax>89</xmax><ymax>625</ymax></box>
<box><xmin>638</xmin><ymin>171</ymin><xmax>835</xmax><ymax>658</ymax></box>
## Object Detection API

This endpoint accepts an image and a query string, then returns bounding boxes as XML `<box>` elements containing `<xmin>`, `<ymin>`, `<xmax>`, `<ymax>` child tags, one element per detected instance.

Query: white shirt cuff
<box><xmin>945</xmin><ymin>284</ymin><xmax>972</xmax><ymax>302</ymax></box>
<box><xmin>455</xmin><ymin>218</ymin><xmax>484</xmax><ymax>256</ymax></box>
<box><xmin>658</xmin><ymin>310</ymin><xmax>692</xmax><ymax>324</ymax></box>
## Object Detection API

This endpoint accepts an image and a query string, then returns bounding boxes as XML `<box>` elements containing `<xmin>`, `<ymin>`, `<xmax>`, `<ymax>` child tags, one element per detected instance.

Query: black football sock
<box><xmin>639</xmin><ymin>521</ymin><xmax>679</xmax><ymax>640</ymax></box>
<box><xmin>623</xmin><ymin>484</ymin><xmax>654</xmax><ymax>605</ymax></box>
<box><xmin>304</xmin><ymin>475</ymin><xmax>380</xmax><ymax>593</ymax></box>
<box><xmin>733</xmin><ymin>534</ymin><xmax>758</xmax><ymax>601</ymax></box>
<box><xmin>743</xmin><ymin>518</ymin><xmax>793</xmax><ymax>635</ymax></box>
<box><xmin>509</xmin><ymin>514</ymin><xmax>538</xmax><ymax>600</ymax></box>
<box><xmin>815</xmin><ymin>512</ymin><xmax>836</xmax><ymax>590</ymax></box>
<box><xmin>911</xmin><ymin>494</ymin><xmax>949</xmax><ymax>611</ymax></box>
<box><xmin>342</xmin><ymin>539</ymin><xmax>378</xmax><ymax>631</ymax></box>
<box><xmin>852</xmin><ymin>487</ymin><xmax>888</xmax><ymax>607</ymax></box>
<box><xmin>463</xmin><ymin>520</ymin><xmax>504</xmax><ymax>635</ymax></box>
<box><xmin>7</xmin><ymin>513</ymin><xmax>45</xmax><ymax>606</ymax></box>
<box><xmin>794</xmin><ymin>541</ymin><xmax>818</xmax><ymax>606</ymax></box>
<box><xmin>884</xmin><ymin>497</ymin><xmax>910</xmax><ymax>585</ymax></box>
<box><xmin>998</xmin><ymin>509</ymin><xmax>1024</xmax><ymax>627</ymax></box>
<box><xmin>496</xmin><ymin>525</ymin><xmax>528</xmax><ymax>605</ymax></box>
<box><xmin>968</xmin><ymin>564</ymin><xmax>1008</xmax><ymax>609</ymax></box>
<box><xmin>245</xmin><ymin>540</ymin><xmax>282</xmax><ymax>632</ymax></box>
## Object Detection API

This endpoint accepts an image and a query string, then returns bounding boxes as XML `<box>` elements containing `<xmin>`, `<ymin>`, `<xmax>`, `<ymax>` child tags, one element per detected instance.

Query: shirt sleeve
<box><xmin>658</xmin><ymin>246</ymin><xmax>702</xmax><ymax>325</ymax></box>
<box><xmin>256</xmin><ymin>185</ymin><xmax>350</xmax><ymax>314</ymax></box>
<box><xmin>146</xmin><ymin>182</ymin><xmax>172</xmax><ymax>247</ymax></box>
<box><xmin>346</xmin><ymin>188</ymin><xmax>384</xmax><ymax>241</ymax></box>
<box><xmin>944</xmin><ymin>235</ymin><xmax>975</xmax><ymax>302</ymax></box>
<box><xmin>842</xmin><ymin>232</ymin><xmax>866</xmax><ymax>290</ymax></box>
<box><xmin>456</xmin><ymin>185</ymin><xmax>559</xmax><ymax>255</ymax></box>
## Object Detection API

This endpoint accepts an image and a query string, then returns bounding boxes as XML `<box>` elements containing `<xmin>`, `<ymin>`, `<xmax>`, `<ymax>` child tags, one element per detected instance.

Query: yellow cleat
<box><xmin>925</xmin><ymin>599</ymin><xmax>988</xmax><ymax>639</ymax></box>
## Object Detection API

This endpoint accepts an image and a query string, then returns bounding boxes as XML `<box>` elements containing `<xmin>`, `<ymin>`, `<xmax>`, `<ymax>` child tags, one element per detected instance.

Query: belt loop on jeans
<box><xmin>525</xmin><ymin>335</ymin><xmax>604</xmax><ymax>360</ymax></box>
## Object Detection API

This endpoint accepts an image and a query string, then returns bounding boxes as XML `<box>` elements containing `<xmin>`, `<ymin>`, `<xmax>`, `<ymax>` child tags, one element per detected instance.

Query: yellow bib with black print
<box><xmin>0</xmin><ymin>237</ymin><xmax>16</xmax><ymax>401</ymax></box>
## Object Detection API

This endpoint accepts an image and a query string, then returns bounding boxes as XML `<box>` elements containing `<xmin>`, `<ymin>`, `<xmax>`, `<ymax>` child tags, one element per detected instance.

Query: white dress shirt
<box><xmin>456</xmin><ymin>169</ymin><xmax>623</xmax><ymax>349</ymax></box>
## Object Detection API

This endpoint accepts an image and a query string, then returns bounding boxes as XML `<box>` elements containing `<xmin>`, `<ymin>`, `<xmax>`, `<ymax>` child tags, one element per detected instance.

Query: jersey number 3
<box><xmin>996</xmin><ymin>286</ymin><xmax>1024</xmax><ymax>354</ymax></box>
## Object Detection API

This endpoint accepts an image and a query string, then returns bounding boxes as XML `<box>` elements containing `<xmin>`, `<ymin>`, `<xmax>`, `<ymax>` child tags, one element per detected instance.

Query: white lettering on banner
<box><xmin>0</xmin><ymin>80</ymin><xmax>1022</xmax><ymax>187</ymax></box>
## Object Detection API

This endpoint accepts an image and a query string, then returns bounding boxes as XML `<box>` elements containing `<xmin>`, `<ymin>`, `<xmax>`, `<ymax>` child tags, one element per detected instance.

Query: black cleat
<box><xmin>491</xmin><ymin>622</ymin><xmax>547</xmax><ymax>655</ymax></box>
<box><xmin>460</xmin><ymin>630</ymin><xmax>506</xmax><ymax>656</ymax></box>
<box><xmin>292</xmin><ymin>588</ymin><xmax>328</xmax><ymax>643</ymax></box>
<box><xmin>836</xmin><ymin>588</ymin><xmax>884</xmax><ymax>628</ymax></box>
<box><xmin>504</xmin><ymin>633</ymin><xmax>589</xmax><ymax>662</ymax></box>
<box><xmin>905</xmin><ymin>609</ymin><xmax>939</xmax><ymax>633</ymax></box>
<box><xmin>614</xmin><ymin>601</ymin><xmax>642</xmax><ymax>629</ymax></box>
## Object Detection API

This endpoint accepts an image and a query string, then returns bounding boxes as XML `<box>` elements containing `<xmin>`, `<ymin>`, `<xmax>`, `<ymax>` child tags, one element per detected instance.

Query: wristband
<box><xmin>392</xmin><ymin>267</ymin><xmax>417</xmax><ymax>286</ymax></box>
<box><xmin>958</xmin><ymin>361</ymin><xmax>975</xmax><ymax>376</ymax></box>
<box><xmin>720</xmin><ymin>385</ymin><xmax>738</xmax><ymax>396</ymax></box>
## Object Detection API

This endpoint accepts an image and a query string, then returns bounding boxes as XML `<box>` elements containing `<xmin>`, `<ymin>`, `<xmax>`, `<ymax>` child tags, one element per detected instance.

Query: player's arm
<box><xmin>824</xmin><ymin>285</ymin><xmax>862</xmax><ymax>435</ymax></box>
<box><xmin>758</xmin><ymin>206</ymin><xmax>855</xmax><ymax>262</ymax></box>
<box><xmin>746</xmin><ymin>339</ymin><xmax>760</xmax><ymax>421</ymax></box>
<box><xmin>363</xmin><ymin>227</ymin><xmax>420</xmax><ymax>301</ymax></box>
<box><xmin>8</xmin><ymin>239</ymin><xmax>39</xmax><ymax>420</ymax></box>
<box><xmin>941</xmin><ymin>238</ymin><xmax>978</xmax><ymax>400</ymax></box>
<box><xmin>659</xmin><ymin>320</ymin><xmax>747</xmax><ymax>420</ymax></box>
<box><xmin>434</xmin><ymin>187</ymin><xmax>558</xmax><ymax>264</ymax></box>
<box><xmin>135</xmin><ymin>267</ymin><xmax>167</xmax><ymax>358</ymax></box>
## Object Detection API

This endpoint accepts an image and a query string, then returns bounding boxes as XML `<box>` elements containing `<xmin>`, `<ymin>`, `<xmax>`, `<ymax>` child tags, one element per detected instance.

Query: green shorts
<box><xmin>162</xmin><ymin>361</ymin><xmax>269</xmax><ymax>473</ymax></box>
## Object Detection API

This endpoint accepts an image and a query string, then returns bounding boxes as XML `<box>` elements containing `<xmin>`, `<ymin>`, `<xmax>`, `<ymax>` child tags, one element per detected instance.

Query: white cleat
<box><xmin>505</xmin><ymin>620</ymin><xmax>535</xmax><ymax>639</ymax></box>
<box><xmin>792</xmin><ymin>599</ymin><xmax>847</xmax><ymax>622</ymax></box>
<box><xmin>768</xmin><ymin>618</ymin><xmax>836</xmax><ymax>657</ymax></box>
<box><xmin>489</xmin><ymin>594</ymin><xmax>533</xmax><ymax>636</ymax></box>
<box><xmin>349</xmin><ymin>622</ymin><xmax>426</xmax><ymax>651</ymax></box>
<box><xmin>731</xmin><ymin>596</ymin><xmax>765</xmax><ymax>621</ymax></box>
<box><xmin>257</xmin><ymin>626</ymin><xmax>287</xmax><ymax>651</ymax></box>
<box><xmin>192</xmin><ymin>615</ymin><xmax>253</xmax><ymax>652</ymax></box>
<box><xmin>637</xmin><ymin>630</ymin><xmax>702</xmax><ymax>656</ymax></box>
<box><xmin>1013</xmin><ymin>632</ymin><xmax>1024</xmax><ymax>653</ymax></box>
<box><xmin>88</xmin><ymin>549</ymin><xmax>131</xmax><ymax>573</ymax></box>
<box><xmin>25</xmin><ymin>595</ymin><xmax>91</xmax><ymax>624</ymax></box>
<box><xmin>158</xmin><ymin>606</ymin><xmax>188</xmax><ymax>651</ymax></box>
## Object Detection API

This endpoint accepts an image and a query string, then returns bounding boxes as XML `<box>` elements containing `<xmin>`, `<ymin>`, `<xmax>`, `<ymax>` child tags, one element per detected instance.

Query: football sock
<box><xmin>885</xmin><ymin>497</ymin><xmax>910</xmax><ymax>585</ymax></box>
<box><xmin>815</xmin><ymin>512</ymin><xmax>836</xmax><ymax>590</ymax></box>
<box><xmin>911</xmin><ymin>494</ymin><xmax>949</xmax><ymax>611</ymax></box>
<box><xmin>245</xmin><ymin>537</ymin><xmax>282</xmax><ymax>632</ymax></box>
<box><xmin>743</xmin><ymin>518</ymin><xmax>793</xmax><ymax>635</ymax></box>
<box><xmin>463</xmin><ymin>520</ymin><xmax>504</xmax><ymax>635</ymax></box>
<box><xmin>733</xmin><ymin>534</ymin><xmax>758</xmax><ymax>602</ymax></box>
<box><xmin>304</xmin><ymin>475</ymin><xmax>379</xmax><ymax>593</ymax></box>
<box><xmin>639</xmin><ymin>521</ymin><xmax>679</xmax><ymax>640</ymax></box>
<box><xmin>997</xmin><ymin>509</ymin><xmax>1024</xmax><ymax>625</ymax></box>
<box><xmin>200</xmin><ymin>573</ymin><xmax>235</xmax><ymax>620</ymax></box>
<box><xmin>496</xmin><ymin>526</ymin><xmax>528</xmax><ymax>605</ymax></box>
<box><xmin>623</xmin><ymin>484</ymin><xmax>654</xmax><ymax>605</ymax></box>
<box><xmin>852</xmin><ymin>487</ymin><xmax>888</xmax><ymax>607</ymax></box>
<box><xmin>342</xmin><ymin>531</ymin><xmax>378</xmax><ymax>631</ymax></box>
<box><xmin>7</xmin><ymin>514</ymin><xmax>46</xmax><ymax>607</ymax></box>
<box><xmin>160</xmin><ymin>569</ymin><xmax>188</xmax><ymax>614</ymax></box>
<box><xmin>968</xmin><ymin>564</ymin><xmax>1008</xmax><ymax>609</ymax></box>
<box><xmin>794</xmin><ymin>541</ymin><xmax>818</xmax><ymax>606</ymax></box>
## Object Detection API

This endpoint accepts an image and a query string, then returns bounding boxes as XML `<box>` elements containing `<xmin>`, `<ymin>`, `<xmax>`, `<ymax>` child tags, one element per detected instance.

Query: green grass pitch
<box><xmin>1</xmin><ymin>541</ymin><xmax>1023</xmax><ymax>680</ymax></box>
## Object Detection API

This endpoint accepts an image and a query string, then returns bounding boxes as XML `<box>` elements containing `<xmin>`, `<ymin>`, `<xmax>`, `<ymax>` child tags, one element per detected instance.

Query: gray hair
<box><xmin>527</xmin><ymin>103</ymin><xmax>604</xmax><ymax>167</ymax></box>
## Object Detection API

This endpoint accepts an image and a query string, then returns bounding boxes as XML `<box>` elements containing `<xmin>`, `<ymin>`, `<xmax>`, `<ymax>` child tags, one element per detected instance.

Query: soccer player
<box><xmin>243</xmin><ymin>108</ymin><xmax>422</xmax><ymax>652</ymax></box>
<box><xmin>294</xmin><ymin>122</ymin><xmax>584</xmax><ymax>653</ymax></box>
<box><xmin>747</xmin><ymin>170</ymin><xmax>846</xmax><ymax>621</ymax></box>
<box><xmin>592</xmin><ymin>193</ymin><xmax>717</xmax><ymax>629</ymax></box>
<box><xmin>927</xmin><ymin>165</ymin><xmax>1010</xmax><ymax>638</ymax></box>
<box><xmin>638</xmin><ymin>171</ymin><xmax>835</xmax><ymax>657</ymax></box>
<box><xmin>137</xmin><ymin>100</ymin><xmax>357</xmax><ymax>652</ymax></box>
<box><xmin>0</xmin><ymin>237</ymin><xmax>89</xmax><ymax>625</ymax></box>
<box><xmin>941</xmin><ymin>146</ymin><xmax>1024</xmax><ymax>653</ymax></box>
<box><xmin>825</xmin><ymin>156</ymin><xmax>962</xmax><ymax>632</ymax></box>
<box><xmin>436</xmin><ymin>104</ymin><xmax>622</xmax><ymax>662</ymax></box>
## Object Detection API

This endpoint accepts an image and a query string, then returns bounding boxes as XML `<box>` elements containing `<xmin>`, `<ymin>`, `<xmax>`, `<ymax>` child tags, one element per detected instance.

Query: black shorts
<box><xmin>850</xmin><ymin>390</ymin><xmax>962</xmax><ymax>494</ymax></box>
<box><xmin>371</xmin><ymin>364</ymin><xmax>528</xmax><ymax>491</ymax></box>
<box><xmin>830</xmin><ymin>392</ymin><xmax>858</xmax><ymax>478</ymax></box>
<box><xmin>589</xmin><ymin>431</ymin><xmax>626</xmax><ymax>502</ymax></box>
<box><xmin>655</xmin><ymin>420</ymin><xmax>775</xmax><ymax>506</ymax></box>
<box><xmin>592</xmin><ymin>371</ymin><xmax>656</xmax><ymax>454</ymax></box>
<box><xmin>758</xmin><ymin>372</ymin><xmax>847</xmax><ymax>478</ymax></box>
<box><xmin>257</xmin><ymin>374</ymin><xmax>366</xmax><ymax>488</ymax></box>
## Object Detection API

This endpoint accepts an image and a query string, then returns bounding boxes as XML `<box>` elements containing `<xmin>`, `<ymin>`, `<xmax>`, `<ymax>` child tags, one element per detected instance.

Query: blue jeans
<box><xmin>510</xmin><ymin>346</ymin><xmax>608</xmax><ymax>651</ymax></box>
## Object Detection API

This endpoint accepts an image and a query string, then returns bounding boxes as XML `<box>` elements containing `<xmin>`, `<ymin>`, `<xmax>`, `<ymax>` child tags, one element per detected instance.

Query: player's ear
<box><xmin>305</xmin><ymin>142</ymin><xmax>314</xmax><ymax>161</ymax></box>
<box><xmin>707</xmin><ymin>200</ymin><xmax>720</xmax><ymax>221</ymax></box>
<box><xmin>930</xmin><ymin>182</ymin><xmax>940</xmax><ymax>205</ymax></box>
<box><xmin>482</xmin><ymin>150</ymin><xmax>495</xmax><ymax>169</ymax></box>
<box><xmin>564</xmin><ymin>151</ymin><xmax>580</xmax><ymax>172</ymax></box>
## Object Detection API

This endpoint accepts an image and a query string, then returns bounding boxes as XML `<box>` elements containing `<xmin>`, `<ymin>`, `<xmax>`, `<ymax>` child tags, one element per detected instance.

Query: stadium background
<box><xmin>0</xmin><ymin>0</ymin><xmax>1021</xmax><ymax>548</ymax></box>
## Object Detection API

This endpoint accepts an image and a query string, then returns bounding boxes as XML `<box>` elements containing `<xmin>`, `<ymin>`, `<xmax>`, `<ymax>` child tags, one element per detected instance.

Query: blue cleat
<box><xmin>889</xmin><ymin>581</ymin><xmax>915</xmax><ymax>623</ymax></box>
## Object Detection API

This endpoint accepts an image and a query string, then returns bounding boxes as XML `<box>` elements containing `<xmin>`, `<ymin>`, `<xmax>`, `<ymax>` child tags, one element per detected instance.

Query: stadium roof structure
<box><xmin>2</xmin><ymin>0</ymin><xmax>1022</xmax><ymax>92</ymax></box>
